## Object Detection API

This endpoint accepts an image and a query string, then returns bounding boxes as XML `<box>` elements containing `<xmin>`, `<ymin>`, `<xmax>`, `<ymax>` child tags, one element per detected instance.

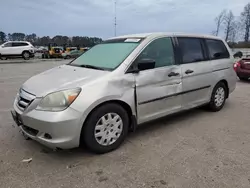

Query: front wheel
<box><xmin>82</xmin><ymin>103</ymin><xmax>129</xmax><ymax>154</ymax></box>
<box><xmin>208</xmin><ymin>82</ymin><xmax>227</xmax><ymax>112</ymax></box>
<box><xmin>22</xmin><ymin>52</ymin><xmax>30</xmax><ymax>60</ymax></box>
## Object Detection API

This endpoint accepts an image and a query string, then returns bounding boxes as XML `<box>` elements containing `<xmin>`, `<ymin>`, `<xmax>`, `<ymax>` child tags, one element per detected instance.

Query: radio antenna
<box><xmin>114</xmin><ymin>0</ymin><xmax>117</xmax><ymax>36</ymax></box>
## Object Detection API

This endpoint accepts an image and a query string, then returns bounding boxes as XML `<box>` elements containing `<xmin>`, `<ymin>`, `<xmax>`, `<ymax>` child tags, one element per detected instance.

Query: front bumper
<box><xmin>11</xmin><ymin>104</ymin><xmax>83</xmax><ymax>149</ymax></box>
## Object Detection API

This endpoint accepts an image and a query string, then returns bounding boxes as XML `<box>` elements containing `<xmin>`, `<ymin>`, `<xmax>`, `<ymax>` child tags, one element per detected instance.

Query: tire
<box><xmin>22</xmin><ymin>51</ymin><xmax>30</xmax><ymax>60</ymax></box>
<box><xmin>208</xmin><ymin>82</ymin><xmax>227</xmax><ymax>112</ymax></box>
<box><xmin>0</xmin><ymin>56</ymin><xmax>7</xmax><ymax>60</ymax></box>
<box><xmin>82</xmin><ymin>103</ymin><xmax>129</xmax><ymax>154</ymax></box>
<box><xmin>66</xmin><ymin>55</ymin><xmax>71</xmax><ymax>59</ymax></box>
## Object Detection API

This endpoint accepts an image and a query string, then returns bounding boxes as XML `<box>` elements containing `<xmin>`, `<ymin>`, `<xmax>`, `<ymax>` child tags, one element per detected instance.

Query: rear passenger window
<box><xmin>206</xmin><ymin>39</ymin><xmax>230</xmax><ymax>60</ymax></box>
<box><xmin>178</xmin><ymin>38</ymin><xmax>205</xmax><ymax>64</ymax></box>
<box><xmin>12</xmin><ymin>42</ymin><xmax>28</xmax><ymax>47</ymax></box>
<box><xmin>12</xmin><ymin>43</ymin><xmax>21</xmax><ymax>47</ymax></box>
<box><xmin>136</xmin><ymin>37</ymin><xmax>175</xmax><ymax>68</ymax></box>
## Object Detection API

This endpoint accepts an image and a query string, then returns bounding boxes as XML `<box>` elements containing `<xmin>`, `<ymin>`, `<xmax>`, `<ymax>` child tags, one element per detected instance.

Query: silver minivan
<box><xmin>11</xmin><ymin>33</ymin><xmax>237</xmax><ymax>153</ymax></box>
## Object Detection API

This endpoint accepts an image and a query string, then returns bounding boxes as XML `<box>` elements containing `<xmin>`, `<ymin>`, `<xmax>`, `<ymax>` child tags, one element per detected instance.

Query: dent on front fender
<box><xmin>105</xmin><ymin>74</ymin><xmax>136</xmax><ymax>114</ymax></box>
<box><xmin>70</xmin><ymin>74</ymin><xmax>137</xmax><ymax>126</ymax></box>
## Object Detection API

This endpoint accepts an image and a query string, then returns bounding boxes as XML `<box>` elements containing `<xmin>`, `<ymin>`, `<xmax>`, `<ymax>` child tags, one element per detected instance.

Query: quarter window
<box><xmin>21</xmin><ymin>42</ymin><xmax>29</xmax><ymax>46</ymax></box>
<box><xmin>136</xmin><ymin>37</ymin><xmax>175</xmax><ymax>68</ymax></box>
<box><xmin>206</xmin><ymin>39</ymin><xmax>230</xmax><ymax>60</ymax></box>
<box><xmin>178</xmin><ymin>37</ymin><xmax>205</xmax><ymax>64</ymax></box>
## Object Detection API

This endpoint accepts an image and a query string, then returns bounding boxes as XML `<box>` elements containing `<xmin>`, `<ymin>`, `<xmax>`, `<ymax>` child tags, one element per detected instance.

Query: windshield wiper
<box><xmin>78</xmin><ymin>64</ymin><xmax>106</xmax><ymax>70</ymax></box>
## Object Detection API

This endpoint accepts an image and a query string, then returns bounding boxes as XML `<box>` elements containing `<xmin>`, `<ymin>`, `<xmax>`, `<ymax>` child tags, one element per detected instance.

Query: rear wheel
<box><xmin>82</xmin><ymin>103</ymin><xmax>129</xmax><ymax>154</ymax></box>
<box><xmin>22</xmin><ymin>51</ymin><xmax>30</xmax><ymax>60</ymax></box>
<box><xmin>66</xmin><ymin>55</ymin><xmax>71</xmax><ymax>59</ymax></box>
<box><xmin>208</xmin><ymin>82</ymin><xmax>227</xmax><ymax>112</ymax></box>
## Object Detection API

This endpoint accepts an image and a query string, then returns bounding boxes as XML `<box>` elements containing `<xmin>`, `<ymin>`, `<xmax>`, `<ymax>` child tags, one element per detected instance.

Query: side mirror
<box><xmin>234</xmin><ymin>51</ymin><xmax>243</xmax><ymax>58</ymax></box>
<box><xmin>126</xmin><ymin>58</ymin><xmax>156</xmax><ymax>74</ymax></box>
<box><xmin>137</xmin><ymin>58</ymin><xmax>155</xmax><ymax>71</ymax></box>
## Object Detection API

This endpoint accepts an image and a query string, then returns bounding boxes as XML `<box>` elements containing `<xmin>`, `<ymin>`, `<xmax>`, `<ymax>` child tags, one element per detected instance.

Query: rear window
<box><xmin>205</xmin><ymin>39</ymin><xmax>230</xmax><ymax>60</ymax></box>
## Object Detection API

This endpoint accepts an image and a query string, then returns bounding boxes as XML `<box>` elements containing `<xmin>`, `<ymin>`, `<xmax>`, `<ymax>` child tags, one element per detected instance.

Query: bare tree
<box><xmin>241</xmin><ymin>3</ymin><xmax>250</xmax><ymax>42</ymax></box>
<box><xmin>224</xmin><ymin>10</ymin><xmax>235</xmax><ymax>41</ymax></box>
<box><xmin>228</xmin><ymin>20</ymin><xmax>240</xmax><ymax>42</ymax></box>
<box><xmin>213</xmin><ymin>10</ymin><xmax>227</xmax><ymax>36</ymax></box>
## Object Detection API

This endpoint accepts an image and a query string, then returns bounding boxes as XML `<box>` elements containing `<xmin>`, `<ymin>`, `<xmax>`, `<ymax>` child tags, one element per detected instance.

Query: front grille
<box><xmin>16</xmin><ymin>89</ymin><xmax>36</xmax><ymax>111</ymax></box>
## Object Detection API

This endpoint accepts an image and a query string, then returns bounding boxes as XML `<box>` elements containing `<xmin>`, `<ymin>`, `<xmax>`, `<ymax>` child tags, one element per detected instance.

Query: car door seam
<box><xmin>138</xmin><ymin>85</ymin><xmax>211</xmax><ymax>105</ymax></box>
<box><xmin>212</xmin><ymin>67</ymin><xmax>230</xmax><ymax>72</ymax></box>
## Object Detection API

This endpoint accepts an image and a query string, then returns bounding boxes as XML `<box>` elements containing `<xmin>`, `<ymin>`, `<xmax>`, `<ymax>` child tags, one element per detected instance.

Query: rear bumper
<box><xmin>236</xmin><ymin>68</ymin><xmax>250</xmax><ymax>78</ymax></box>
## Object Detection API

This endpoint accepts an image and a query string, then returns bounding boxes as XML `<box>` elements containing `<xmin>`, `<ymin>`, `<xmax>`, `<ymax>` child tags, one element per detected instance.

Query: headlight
<box><xmin>36</xmin><ymin>88</ymin><xmax>81</xmax><ymax>111</ymax></box>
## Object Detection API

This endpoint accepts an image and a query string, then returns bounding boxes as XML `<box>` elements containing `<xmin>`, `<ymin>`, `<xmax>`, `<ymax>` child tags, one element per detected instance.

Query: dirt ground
<box><xmin>0</xmin><ymin>59</ymin><xmax>250</xmax><ymax>188</ymax></box>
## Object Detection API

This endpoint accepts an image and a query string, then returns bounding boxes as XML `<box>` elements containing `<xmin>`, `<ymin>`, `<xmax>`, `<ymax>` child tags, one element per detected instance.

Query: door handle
<box><xmin>168</xmin><ymin>72</ymin><xmax>180</xmax><ymax>77</ymax></box>
<box><xmin>185</xmin><ymin>69</ymin><xmax>194</xmax><ymax>74</ymax></box>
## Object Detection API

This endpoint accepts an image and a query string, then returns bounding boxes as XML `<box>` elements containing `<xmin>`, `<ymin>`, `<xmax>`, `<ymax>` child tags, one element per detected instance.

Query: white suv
<box><xmin>0</xmin><ymin>41</ymin><xmax>35</xmax><ymax>60</ymax></box>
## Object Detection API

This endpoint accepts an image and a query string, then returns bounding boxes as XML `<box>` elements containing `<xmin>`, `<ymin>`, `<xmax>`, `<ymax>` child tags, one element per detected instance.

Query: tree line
<box><xmin>212</xmin><ymin>2</ymin><xmax>250</xmax><ymax>48</ymax></box>
<box><xmin>2</xmin><ymin>2</ymin><xmax>250</xmax><ymax>49</ymax></box>
<box><xmin>0</xmin><ymin>32</ymin><xmax>103</xmax><ymax>47</ymax></box>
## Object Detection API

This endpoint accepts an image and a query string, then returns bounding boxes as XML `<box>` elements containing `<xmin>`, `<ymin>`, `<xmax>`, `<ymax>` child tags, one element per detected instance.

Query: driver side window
<box><xmin>136</xmin><ymin>37</ymin><xmax>175</xmax><ymax>68</ymax></box>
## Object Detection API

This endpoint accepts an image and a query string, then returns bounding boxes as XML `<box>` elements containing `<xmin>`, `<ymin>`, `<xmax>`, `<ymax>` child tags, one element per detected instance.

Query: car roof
<box><xmin>108</xmin><ymin>32</ymin><xmax>223</xmax><ymax>41</ymax></box>
<box><xmin>7</xmin><ymin>41</ymin><xmax>30</xmax><ymax>43</ymax></box>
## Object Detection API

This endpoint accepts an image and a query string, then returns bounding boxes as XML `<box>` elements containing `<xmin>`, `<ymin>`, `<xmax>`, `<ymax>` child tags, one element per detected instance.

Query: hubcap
<box><xmin>94</xmin><ymin>113</ymin><xmax>123</xmax><ymax>146</ymax></box>
<box><xmin>24</xmin><ymin>53</ymin><xmax>29</xmax><ymax>58</ymax></box>
<box><xmin>214</xmin><ymin>87</ymin><xmax>225</xmax><ymax>107</ymax></box>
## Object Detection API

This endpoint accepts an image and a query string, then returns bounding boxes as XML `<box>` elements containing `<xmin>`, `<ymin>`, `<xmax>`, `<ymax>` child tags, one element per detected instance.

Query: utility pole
<box><xmin>114</xmin><ymin>0</ymin><xmax>117</xmax><ymax>36</ymax></box>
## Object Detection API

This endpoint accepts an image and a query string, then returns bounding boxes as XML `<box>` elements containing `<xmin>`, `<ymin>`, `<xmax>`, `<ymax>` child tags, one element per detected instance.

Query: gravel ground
<box><xmin>0</xmin><ymin>60</ymin><xmax>250</xmax><ymax>188</ymax></box>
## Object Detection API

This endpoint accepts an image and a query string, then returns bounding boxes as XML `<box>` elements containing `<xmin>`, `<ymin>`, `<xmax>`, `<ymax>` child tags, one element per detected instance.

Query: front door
<box><xmin>177</xmin><ymin>37</ymin><xmax>213</xmax><ymax>109</ymax></box>
<box><xmin>134</xmin><ymin>37</ymin><xmax>182</xmax><ymax>124</ymax></box>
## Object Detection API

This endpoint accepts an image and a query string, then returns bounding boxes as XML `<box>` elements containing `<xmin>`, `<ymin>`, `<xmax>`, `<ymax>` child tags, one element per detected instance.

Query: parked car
<box><xmin>35</xmin><ymin>46</ymin><xmax>48</xmax><ymax>53</ymax></box>
<box><xmin>80</xmin><ymin>47</ymin><xmax>90</xmax><ymax>53</ymax></box>
<box><xmin>234</xmin><ymin>57</ymin><xmax>250</xmax><ymax>80</ymax></box>
<box><xmin>42</xmin><ymin>47</ymin><xmax>63</xmax><ymax>58</ymax></box>
<box><xmin>0</xmin><ymin>41</ymin><xmax>35</xmax><ymax>60</ymax></box>
<box><xmin>66</xmin><ymin>47</ymin><xmax>77</xmax><ymax>52</ymax></box>
<box><xmin>11</xmin><ymin>33</ymin><xmax>237</xmax><ymax>153</ymax></box>
<box><xmin>62</xmin><ymin>49</ymin><xmax>84</xmax><ymax>59</ymax></box>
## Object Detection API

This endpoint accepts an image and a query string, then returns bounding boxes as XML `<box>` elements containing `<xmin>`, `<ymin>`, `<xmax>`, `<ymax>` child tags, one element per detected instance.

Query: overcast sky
<box><xmin>1</xmin><ymin>0</ymin><xmax>249</xmax><ymax>39</ymax></box>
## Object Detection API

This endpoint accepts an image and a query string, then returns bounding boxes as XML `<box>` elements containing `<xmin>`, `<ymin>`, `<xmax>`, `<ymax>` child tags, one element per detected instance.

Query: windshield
<box><xmin>70</xmin><ymin>38</ymin><xmax>142</xmax><ymax>70</ymax></box>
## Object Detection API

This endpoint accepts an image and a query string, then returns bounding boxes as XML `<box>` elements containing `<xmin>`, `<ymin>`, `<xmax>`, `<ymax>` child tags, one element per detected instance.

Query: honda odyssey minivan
<box><xmin>11</xmin><ymin>33</ymin><xmax>237</xmax><ymax>153</ymax></box>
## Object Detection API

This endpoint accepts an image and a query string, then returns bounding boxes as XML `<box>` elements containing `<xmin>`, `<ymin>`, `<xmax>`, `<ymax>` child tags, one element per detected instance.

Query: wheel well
<box><xmin>22</xmin><ymin>50</ymin><xmax>30</xmax><ymax>54</ymax></box>
<box><xmin>80</xmin><ymin>100</ymin><xmax>134</xmax><ymax>144</ymax></box>
<box><xmin>218</xmin><ymin>79</ymin><xmax>229</xmax><ymax>98</ymax></box>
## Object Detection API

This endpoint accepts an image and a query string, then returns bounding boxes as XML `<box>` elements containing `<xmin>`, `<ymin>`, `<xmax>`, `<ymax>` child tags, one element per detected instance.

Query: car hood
<box><xmin>22</xmin><ymin>65</ymin><xmax>109</xmax><ymax>97</ymax></box>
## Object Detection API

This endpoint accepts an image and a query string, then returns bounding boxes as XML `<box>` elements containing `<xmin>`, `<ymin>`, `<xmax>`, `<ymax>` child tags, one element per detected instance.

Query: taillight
<box><xmin>233</xmin><ymin>61</ymin><xmax>241</xmax><ymax>71</ymax></box>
